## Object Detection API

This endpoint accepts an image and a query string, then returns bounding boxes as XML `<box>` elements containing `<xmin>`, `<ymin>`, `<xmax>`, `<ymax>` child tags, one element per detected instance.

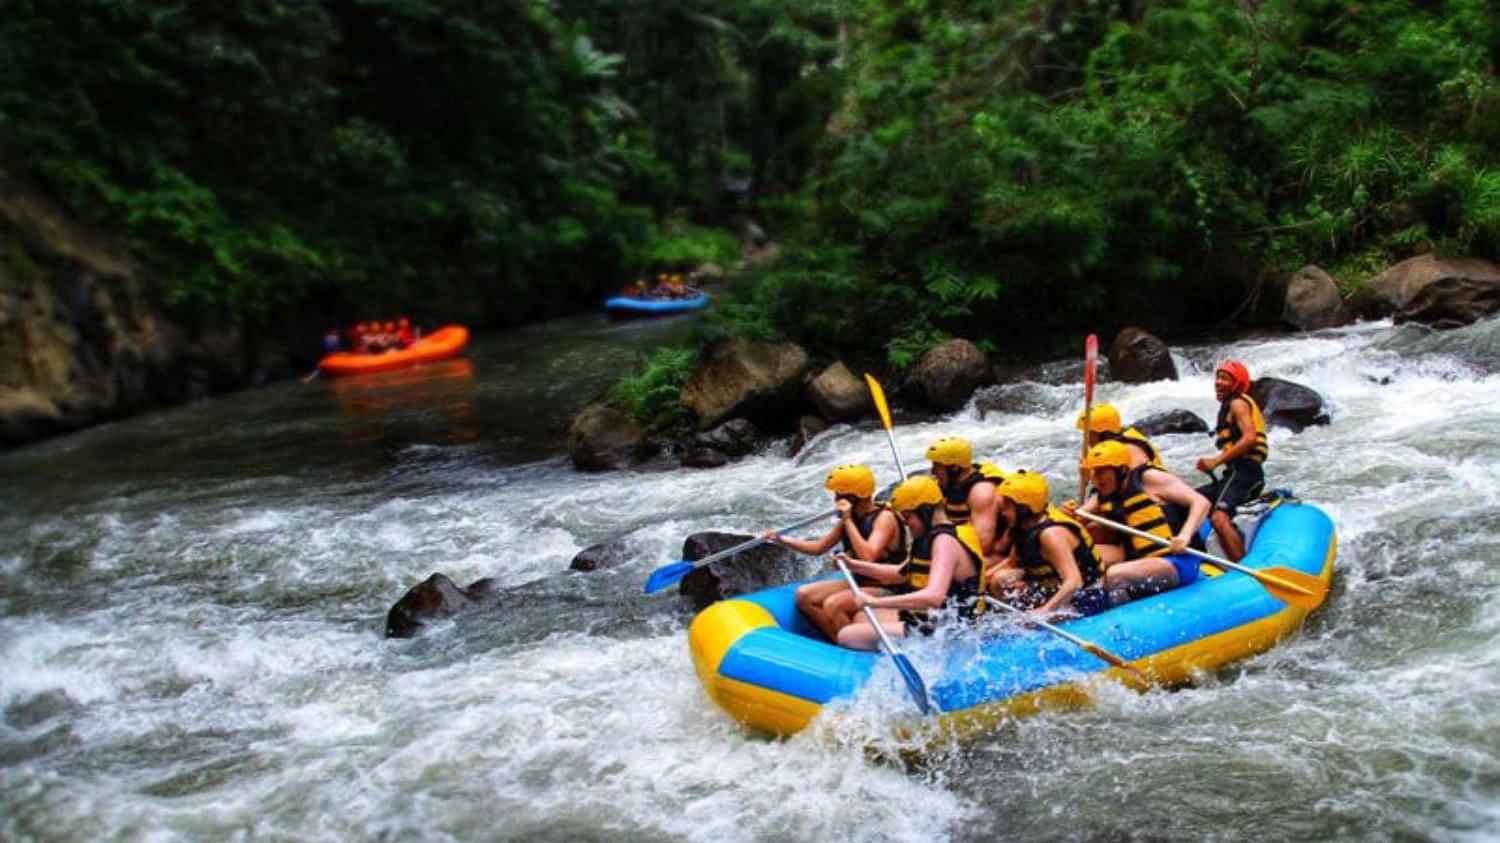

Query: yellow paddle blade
<box><xmin>1255</xmin><ymin>565</ymin><xmax>1328</xmax><ymax>610</ymax></box>
<box><xmin>864</xmin><ymin>373</ymin><xmax>894</xmax><ymax>432</ymax></box>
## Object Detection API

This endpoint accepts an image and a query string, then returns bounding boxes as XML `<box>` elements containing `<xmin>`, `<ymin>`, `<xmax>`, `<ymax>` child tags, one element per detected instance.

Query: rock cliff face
<box><xmin>0</xmin><ymin>163</ymin><xmax>252</xmax><ymax>447</ymax></box>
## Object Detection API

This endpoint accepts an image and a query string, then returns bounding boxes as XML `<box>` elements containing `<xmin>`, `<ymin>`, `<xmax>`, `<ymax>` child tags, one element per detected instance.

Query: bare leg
<box><xmin>1211</xmin><ymin>509</ymin><xmax>1246</xmax><ymax>562</ymax></box>
<box><xmin>821</xmin><ymin>588</ymin><xmax>884</xmax><ymax>634</ymax></box>
<box><xmin>795</xmin><ymin>579</ymin><xmax>847</xmax><ymax>641</ymax></box>
<box><xmin>1103</xmin><ymin>557</ymin><xmax>1181</xmax><ymax>606</ymax></box>
<box><xmin>836</xmin><ymin>608</ymin><xmax>906</xmax><ymax>651</ymax></box>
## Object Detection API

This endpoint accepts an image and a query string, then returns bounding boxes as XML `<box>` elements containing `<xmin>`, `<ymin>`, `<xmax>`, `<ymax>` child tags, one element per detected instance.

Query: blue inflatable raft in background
<box><xmin>689</xmin><ymin>498</ymin><xmax>1336</xmax><ymax>739</ymax></box>
<box><xmin>605</xmin><ymin>290</ymin><xmax>710</xmax><ymax>318</ymax></box>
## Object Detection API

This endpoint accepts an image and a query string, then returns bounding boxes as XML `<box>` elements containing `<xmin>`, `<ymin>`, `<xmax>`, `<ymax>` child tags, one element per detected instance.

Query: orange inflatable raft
<box><xmin>318</xmin><ymin>325</ymin><xmax>470</xmax><ymax>377</ymax></box>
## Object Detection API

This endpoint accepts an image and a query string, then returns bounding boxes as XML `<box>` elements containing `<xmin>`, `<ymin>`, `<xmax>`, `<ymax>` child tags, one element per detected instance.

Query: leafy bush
<box><xmin>639</xmin><ymin>224</ymin><xmax>741</xmax><ymax>269</ymax></box>
<box><xmin>611</xmin><ymin>346</ymin><xmax>699</xmax><ymax>429</ymax></box>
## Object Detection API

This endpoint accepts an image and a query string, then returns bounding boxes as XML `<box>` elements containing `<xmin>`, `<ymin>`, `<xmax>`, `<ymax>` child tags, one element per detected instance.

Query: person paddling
<box><xmin>763</xmin><ymin>464</ymin><xmax>907</xmax><ymax>641</ymax></box>
<box><xmin>987</xmin><ymin>471</ymin><xmax>1107</xmax><ymax>618</ymax></box>
<box><xmin>925</xmin><ymin>437</ymin><xmax>1009</xmax><ymax>564</ymax></box>
<box><xmin>1194</xmin><ymin>359</ymin><xmax>1268</xmax><ymax>562</ymax></box>
<box><xmin>1070</xmin><ymin>441</ymin><xmax>1211</xmax><ymax>606</ymax></box>
<box><xmin>837</xmin><ymin>476</ymin><xmax>987</xmax><ymax>650</ymax></box>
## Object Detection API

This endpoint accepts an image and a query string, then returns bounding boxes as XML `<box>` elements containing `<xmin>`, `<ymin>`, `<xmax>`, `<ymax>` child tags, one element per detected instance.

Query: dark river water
<box><xmin>2</xmin><ymin>314</ymin><xmax>1499</xmax><ymax>842</ymax></box>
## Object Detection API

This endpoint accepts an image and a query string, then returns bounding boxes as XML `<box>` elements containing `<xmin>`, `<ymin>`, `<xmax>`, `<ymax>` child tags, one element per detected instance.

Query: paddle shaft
<box><xmin>864</xmin><ymin>374</ymin><xmax>908</xmax><ymax>481</ymax></box>
<box><xmin>1079</xmin><ymin>334</ymin><xmax>1097</xmax><ymax>501</ymax></box>
<box><xmin>697</xmin><ymin>509</ymin><xmax>835</xmax><ymax>569</ymax></box>
<box><xmin>1072</xmin><ymin>508</ymin><xmax>1316</xmax><ymax>596</ymax></box>
<box><xmin>987</xmin><ymin>599</ymin><xmax>1144</xmax><ymax>678</ymax></box>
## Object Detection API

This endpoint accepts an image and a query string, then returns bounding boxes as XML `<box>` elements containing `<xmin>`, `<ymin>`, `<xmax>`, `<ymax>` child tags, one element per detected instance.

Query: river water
<box><xmin>2</xmin><ymin>315</ymin><xmax>1498</xmax><ymax>842</ymax></box>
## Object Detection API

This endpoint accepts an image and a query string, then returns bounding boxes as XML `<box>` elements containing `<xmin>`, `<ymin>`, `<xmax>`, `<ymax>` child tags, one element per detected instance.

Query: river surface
<box><xmin>3</xmin><ymin>314</ymin><xmax>1499</xmax><ymax>842</ymax></box>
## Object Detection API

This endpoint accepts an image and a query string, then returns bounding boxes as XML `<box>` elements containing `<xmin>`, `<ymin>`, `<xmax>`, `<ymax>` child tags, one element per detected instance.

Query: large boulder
<box><xmin>385</xmin><ymin>573</ymin><xmax>498</xmax><ymax>638</ymax></box>
<box><xmin>569</xmin><ymin>541</ymin><xmax>634</xmax><ymax>573</ymax></box>
<box><xmin>681</xmin><ymin>445</ymin><xmax>729</xmax><ymax>469</ymax></box>
<box><xmin>1283</xmin><ymin>265</ymin><xmax>1351</xmax><ymax>330</ymax></box>
<box><xmin>1108</xmin><ymin>327</ymin><xmax>1178</xmax><ymax>384</ymax></box>
<box><xmin>1251</xmin><ymin>377</ymin><xmax>1329</xmax><ymax>432</ymax></box>
<box><xmin>910</xmin><ymin>339</ymin><xmax>989</xmax><ymax>411</ymax></box>
<box><xmin>1396</xmin><ymin>276</ymin><xmax>1500</xmax><ymax>329</ymax></box>
<box><xmin>679</xmin><ymin>338</ymin><xmax>810</xmax><ymax>430</ymax></box>
<box><xmin>1349</xmin><ymin>254</ymin><xmax>1500</xmax><ymax>321</ymax></box>
<box><xmin>693</xmin><ymin>417</ymin><xmax>760</xmax><ymax>457</ymax></box>
<box><xmin>806</xmin><ymin>361</ymin><xmax>872</xmax><ymax>421</ymax></box>
<box><xmin>567</xmin><ymin>401</ymin><xmax>648</xmax><ymax>471</ymax></box>
<box><xmin>677</xmin><ymin>531</ymin><xmax>810</xmax><ymax>612</ymax></box>
<box><xmin>1132</xmin><ymin>409</ymin><xmax>1210</xmax><ymax>437</ymax></box>
<box><xmin>787</xmin><ymin>414</ymin><xmax>831</xmax><ymax>459</ymax></box>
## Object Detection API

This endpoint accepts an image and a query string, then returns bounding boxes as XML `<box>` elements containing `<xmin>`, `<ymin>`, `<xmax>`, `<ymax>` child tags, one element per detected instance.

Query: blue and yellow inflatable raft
<box><xmin>689</xmin><ymin>499</ymin><xmax>1336</xmax><ymax>739</ymax></box>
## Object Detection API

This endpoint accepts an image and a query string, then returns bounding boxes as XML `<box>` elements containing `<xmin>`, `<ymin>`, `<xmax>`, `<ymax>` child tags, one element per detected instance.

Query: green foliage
<box><xmin>612</xmin><ymin>345</ymin><xmax>699</xmax><ymax>429</ymax></box>
<box><xmin>640</xmin><ymin>224</ymin><xmax>740</xmax><ymax>269</ymax></box>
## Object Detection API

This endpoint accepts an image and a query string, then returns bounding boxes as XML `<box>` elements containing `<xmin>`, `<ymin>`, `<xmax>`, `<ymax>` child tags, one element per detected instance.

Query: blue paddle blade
<box><xmin>642</xmin><ymin>560</ymin><xmax>695</xmax><ymax>594</ymax></box>
<box><xmin>891</xmin><ymin>653</ymin><xmax>932</xmax><ymax>715</ymax></box>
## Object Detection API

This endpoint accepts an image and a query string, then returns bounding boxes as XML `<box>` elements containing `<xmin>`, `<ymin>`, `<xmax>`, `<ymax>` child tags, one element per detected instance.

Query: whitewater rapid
<box><xmin>2</xmin><ymin>318</ymin><xmax>1498</xmax><ymax>841</ymax></box>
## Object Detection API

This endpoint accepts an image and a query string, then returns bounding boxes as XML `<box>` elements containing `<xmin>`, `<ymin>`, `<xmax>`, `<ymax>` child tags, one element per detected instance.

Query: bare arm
<box><xmin>764</xmin><ymin>520</ymin><xmax>842</xmax><ymax>556</ymax></box>
<box><xmin>969</xmin><ymin>483</ymin><xmax>1000</xmax><ymax>559</ymax></box>
<box><xmin>1031</xmin><ymin>527</ymin><xmax>1083</xmax><ymax>617</ymax></box>
<box><xmin>843</xmin><ymin>509</ymin><xmax>898</xmax><ymax>562</ymax></box>
<box><xmin>868</xmin><ymin>536</ymin><xmax>961</xmax><ymax>611</ymax></box>
<box><xmin>1141</xmin><ymin>470</ymin><xmax>1212</xmax><ymax>552</ymax></box>
<box><xmin>841</xmin><ymin>554</ymin><xmax>907</xmax><ymax>584</ymax></box>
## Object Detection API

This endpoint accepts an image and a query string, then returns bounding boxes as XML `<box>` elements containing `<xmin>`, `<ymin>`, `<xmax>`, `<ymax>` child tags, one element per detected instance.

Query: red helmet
<box><xmin>1216</xmin><ymin>359</ymin><xmax>1251</xmax><ymax>394</ymax></box>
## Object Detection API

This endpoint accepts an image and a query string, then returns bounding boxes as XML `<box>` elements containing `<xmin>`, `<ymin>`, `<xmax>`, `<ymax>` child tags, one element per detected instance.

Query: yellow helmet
<box><xmin>824</xmin><ymin>464</ymin><xmax>876</xmax><ymax>498</ymax></box>
<box><xmin>889</xmin><ymin>476</ymin><xmax>944</xmax><ymax>513</ymax></box>
<box><xmin>1076</xmin><ymin>404</ymin><xmax>1122</xmax><ymax>433</ymax></box>
<box><xmin>1083</xmin><ymin>440</ymin><xmax>1132</xmax><ymax>471</ymax></box>
<box><xmin>997</xmin><ymin>470</ymin><xmax>1049</xmax><ymax>513</ymax></box>
<box><xmin>925</xmin><ymin>437</ymin><xmax>973</xmax><ymax>467</ymax></box>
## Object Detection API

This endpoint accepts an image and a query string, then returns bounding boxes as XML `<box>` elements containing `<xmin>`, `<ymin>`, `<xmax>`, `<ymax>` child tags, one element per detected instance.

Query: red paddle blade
<box><xmin>1084</xmin><ymin>334</ymin><xmax>1098</xmax><ymax>401</ymax></box>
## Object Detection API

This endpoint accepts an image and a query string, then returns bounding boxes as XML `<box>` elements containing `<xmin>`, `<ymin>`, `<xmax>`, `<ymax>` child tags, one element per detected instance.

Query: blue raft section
<box><xmin>604</xmin><ymin>291</ymin><xmax>710</xmax><ymax>318</ymax></box>
<box><xmin>689</xmin><ymin>499</ymin><xmax>1336</xmax><ymax>739</ymax></box>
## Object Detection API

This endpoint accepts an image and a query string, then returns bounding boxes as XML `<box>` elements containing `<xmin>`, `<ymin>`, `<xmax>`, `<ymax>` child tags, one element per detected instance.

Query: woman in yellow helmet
<box><xmin>763</xmin><ymin>464</ymin><xmax>907</xmax><ymax>641</ymax></box>
<box><xmin>836</xmin><ymin>475</ymin><xmax>986</xmax><ymax>650</ymax></box>
<box><xmin>991</xmin><ymin>470</ymin><xmax>1107</xmax><ymax>618</ymax></box>
<box><xmin>1070</xmin><ymin>440</ymin><xmax>1211</xmax><ymax>607</ymax></box>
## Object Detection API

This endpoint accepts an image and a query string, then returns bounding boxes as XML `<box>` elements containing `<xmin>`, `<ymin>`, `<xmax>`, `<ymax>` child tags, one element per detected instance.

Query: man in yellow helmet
<box><xmin>925</xmin><ymin>436</ymin><xmax>1008</xmax><ymax>566</ymax></box>
<box><xmin>989</xmin><ymin>470</ymin><xmax>1107</xmax><ymax>618</ymax></box>
<box><xmin>836</xmin><ymin>475</ymin><xmax>986</xmax><ymax>650</ymax></box>
<box><xmin>1077</xmin><ymin>404</ymin><xmax>1162</xmax><ymax>470</ymax></box>
<box><xmin>763</xmin><ymin>464</ymin><xmax>907</xmax><ymax>641</ymax></box>
<box><xmin>1071</xmin><ymin>440</ymin><xmax>1211</xmax><ymax>606</ymax></box>
<box><xmin>1193</xmin><ymin>359</ymin><xmax>1268</xmax><ymax>562</ymax></box>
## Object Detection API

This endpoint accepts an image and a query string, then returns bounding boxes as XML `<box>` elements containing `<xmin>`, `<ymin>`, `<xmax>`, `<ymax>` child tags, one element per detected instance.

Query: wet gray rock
<box><xmin>806</xmin><ymin>361</ymin><xmax>872</xmax><ymax>421</ymax></box>
<box><xmin>1133</xmin><ymin>409</ymin><xmax>1210</xmax><ymax>437</ymax></box>
<box><xmin>694</xmin><ymin>417</ymin><xmax>760</xmax><ymax>457</ymax></box>
<box><xmin>1349</xmin><ymin>254</ymin><xmax>1500</xmax><ymax>321</ymax></box>
<box><xmin>681</xmin><ymin>445</ymin><xmax>729</xmax><ymax>469</ymax></box>
<box><xmin>677</xmin><ymin>531</ymin><xmax>810</xmax><ymax>612</ymax></box>
<box><xmin>787</xmin><ymin>415</ymin><xmax>831</xmax><ymax>458</ymax></box>
<box><xmin>1283</xmin><ymin>265</ymin><xmax>1351</xmax><ymax>330</ymax></box>
<box><xmin>1108</xmin><ymin>326</ymin><xmax>1178</xmax><ymax>383</ymax></box>
<box><xmin>1251</xmin><ymin>377</ymin><xmax>1330</xmax><ymax>432</ymax></box>
<box><xmin>567</xmin><ymin>401</ymin><xmax>648</xmax><ymax>472</ymax></box>
<box><xmin>385</xmin><ymin>573</ymin><xmax>498</xmax><ymax>638</ymax></box>
<box><xmin>1375</xmin><ymin>314</ymin><xmax>1500</xmax><ymax>371</ymax></box>
<box><xmin>679</xmin><ymin>338</ymin><xmax>810</xmax><ymax>430</ymax></box>
<box><xmin>911</xmin><ymin>339</ymin><xmax>990</xmax><ymax>411</ymax></box>
<box><xmin>570</xmin><ymin>541</ymin><xmax>634</xmax><ymax>572</ymax></box>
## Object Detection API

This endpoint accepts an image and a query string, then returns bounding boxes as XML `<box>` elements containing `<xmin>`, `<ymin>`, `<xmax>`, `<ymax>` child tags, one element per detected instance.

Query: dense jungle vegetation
<box><xmin>4</xmin><ymin>1</ymin><xmax>1499</xmax><ymax>362</ymax></box>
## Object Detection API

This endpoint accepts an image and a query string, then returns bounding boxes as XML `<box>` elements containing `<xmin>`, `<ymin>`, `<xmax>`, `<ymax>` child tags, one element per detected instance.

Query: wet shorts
<box><xmin>1168</xmin><ymin>552</ymin><xmax>1200</xmax><ymax>586</ymax></box>
<box><xmin>1196</xmin><ymin>461</ymin><xmax>1265</xmax><ymax>518</ymax></box>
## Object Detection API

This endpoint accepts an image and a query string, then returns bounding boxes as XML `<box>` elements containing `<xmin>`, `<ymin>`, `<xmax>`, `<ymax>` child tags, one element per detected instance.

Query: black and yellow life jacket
<box><xmin>940</xmin><ymin>462</ymin><xmax>1004</xmax><ymax>524</ymax></box>
<box><xmin>1100</xmin><ymin>427</ymin><xmax>1164</xmax><ymax>470</ymax></box>
<box><xmin>840</xmin><ymin>503</ymin><xmax>909</xmax><ymax>567</ymax></box>
<box><xmin>902</xmin><ymin>522</ymin><xmax>988</xmax><ymax>618</ymax></box>
<box><xmin>1013</xmin><ymin>506</ymin><xmax>1103</xmax><ymax>609</ymax></box>
<box><xmin>1097</xmin><ymin>465</ymin><xmax>1193</xmax><ymax>559</ymax></box>
<box><xmin>1215</xmin><ymin>394</ymin><xmax>1269</xmax><ymax>464</ymax></box>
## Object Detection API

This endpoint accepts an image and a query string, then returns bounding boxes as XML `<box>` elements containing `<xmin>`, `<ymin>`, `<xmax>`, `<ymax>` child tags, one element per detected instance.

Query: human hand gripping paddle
<box><xmin>1070</xmin><ymin>509</ymin><xmax>1327</xmax><ymax>610</ymax></box>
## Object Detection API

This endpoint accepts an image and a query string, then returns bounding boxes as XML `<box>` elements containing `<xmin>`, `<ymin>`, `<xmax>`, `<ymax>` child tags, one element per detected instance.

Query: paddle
<box><xmin>987</xmin><ymin>599</ymin><xmax>1148</xmax><ymax>682</ymax></box>
<box><xmin>642</xmin><ymin>509</ymin><xmax>835</xmax><ymax>594</ymax></box>
<box><xmin>863</xmin><ymin>374</ymin><xmax>906</xmax><ymax>480</ymax></box>
<box><xmin>833</xmin><ymin>556</ymin><xmax>932</xmax><ymax>715</ymax></box>
<box><xmin>1079</xmin><ymin>333</ymin><xmax>1097</xmax><ymax>501</ymax></box>
<box><xmin>1071</xmin><ymin>509</ymin><xmax>1327</xmax><ymax>610</ymax></box>
<box><xmin>302</xmin><ymin>368</ymin><xmax>321</xmax><ymax>384</ymax></box>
